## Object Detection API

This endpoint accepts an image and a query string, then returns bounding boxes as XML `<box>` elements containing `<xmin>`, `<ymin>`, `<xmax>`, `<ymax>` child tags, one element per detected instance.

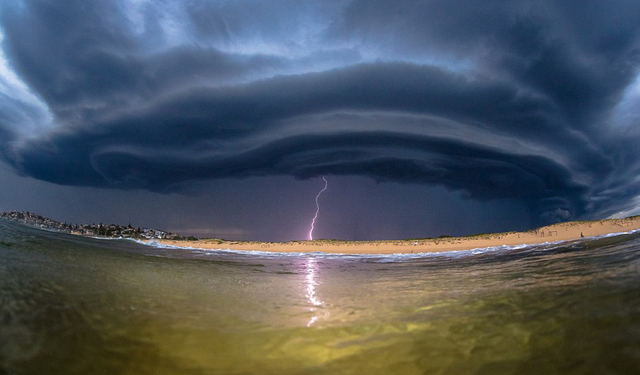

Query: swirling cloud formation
<box><xmin>2</xmin><ymin>0</ymin><xmax>640</xmax><ymax>224</ymax></box>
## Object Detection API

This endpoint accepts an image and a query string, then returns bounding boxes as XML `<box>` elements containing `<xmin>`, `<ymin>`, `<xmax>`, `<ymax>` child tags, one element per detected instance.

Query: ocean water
<box><xmin>2</xmin><ymin>220</ymin><xmax>640</xmax><ymax>375</ymax></box>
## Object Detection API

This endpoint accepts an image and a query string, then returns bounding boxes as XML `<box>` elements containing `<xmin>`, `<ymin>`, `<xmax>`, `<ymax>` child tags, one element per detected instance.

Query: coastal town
<box><xmin>0</xmin><ymin>211</ymin><xmax>189</xmax><ymax>240</ymax></box>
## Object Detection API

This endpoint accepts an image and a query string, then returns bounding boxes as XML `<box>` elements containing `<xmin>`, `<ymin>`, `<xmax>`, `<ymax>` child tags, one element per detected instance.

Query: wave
<box><xmin>133</xmin><ymin>229</ymin><xmax>640</xmax><ymax>261</ymax></box>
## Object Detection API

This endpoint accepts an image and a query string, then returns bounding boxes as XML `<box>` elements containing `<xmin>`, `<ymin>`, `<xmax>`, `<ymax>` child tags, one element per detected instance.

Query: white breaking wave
<box><xmin>133</xmin><ymin>229</ymin><xmax>640</xmax><ymax>261</ymax></box>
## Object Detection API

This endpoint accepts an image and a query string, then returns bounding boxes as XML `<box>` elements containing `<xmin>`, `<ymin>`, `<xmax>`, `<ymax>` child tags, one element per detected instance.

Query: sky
<box><xmin>1</xmin><ymin>0</ymin><xmax>640</xmax><ymax>241</ymax></box>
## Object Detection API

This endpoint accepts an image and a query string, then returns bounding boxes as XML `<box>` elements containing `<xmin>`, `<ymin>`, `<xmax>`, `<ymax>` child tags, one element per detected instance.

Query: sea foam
<box><xmin>134</xmin><ymin>229</ymin><xmax>640</xmax><ymax>261</ymax></box>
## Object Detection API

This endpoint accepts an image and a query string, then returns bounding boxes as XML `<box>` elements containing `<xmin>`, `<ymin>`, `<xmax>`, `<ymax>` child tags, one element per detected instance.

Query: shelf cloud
<box><xmin>2</xmin><ymin>0</ymin><xmax>640</xmax><ymax>225</ymax></box>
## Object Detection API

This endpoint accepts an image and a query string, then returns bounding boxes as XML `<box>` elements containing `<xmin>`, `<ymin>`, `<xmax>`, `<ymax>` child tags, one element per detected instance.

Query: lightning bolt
<box><xmin>308</xmin><ymin>176</ymin><xmax>328</xmax><ymax>240</ymax></box>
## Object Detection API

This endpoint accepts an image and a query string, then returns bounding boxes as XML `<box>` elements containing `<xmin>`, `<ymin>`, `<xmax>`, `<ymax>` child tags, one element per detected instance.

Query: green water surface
<box><xmin>2</xmin><ymin>220</ymin><xmax>640</xmax><ymax>374</ymax></box>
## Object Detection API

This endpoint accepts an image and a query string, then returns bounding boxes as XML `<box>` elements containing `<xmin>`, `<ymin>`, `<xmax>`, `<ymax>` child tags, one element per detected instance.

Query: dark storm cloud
<box><xmin>1</xmin><ymin>0</ymin><xmax>640</xmax><ymax>224</ymax></box>
<box><xmin>5</xmin><ymin>63</ymin><xmax>598</xmax><ymax>219</ymax></box>
<box><xmin>0</xmin><ymin>0</ymin><xmax>290</xmax><ymax>118</ymax></box>
<box><xmin>332</xmin><ymin>0</ymin><xmax>640</xmax><ymax>118</ymax></box>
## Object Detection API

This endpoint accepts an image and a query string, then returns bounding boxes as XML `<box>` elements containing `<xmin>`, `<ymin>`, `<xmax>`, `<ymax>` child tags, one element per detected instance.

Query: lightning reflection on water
<box><xmin>305</xmin><ymin>257</ymin><xmax>324</xmax><ymax>327</ymax></box>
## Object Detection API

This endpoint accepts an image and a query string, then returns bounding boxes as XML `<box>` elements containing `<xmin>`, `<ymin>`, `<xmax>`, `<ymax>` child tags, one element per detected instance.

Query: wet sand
<box><xmin>155</xmin><ymin>216</ymin><xmax>640</xmax><ymax>254</ymax></box>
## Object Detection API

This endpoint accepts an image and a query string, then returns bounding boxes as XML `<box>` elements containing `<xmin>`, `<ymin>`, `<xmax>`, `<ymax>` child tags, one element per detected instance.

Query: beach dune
<box><xmin>156</xmin><ymin>216</ymin><xmax>640</xmax><ymax>255</ymax></box>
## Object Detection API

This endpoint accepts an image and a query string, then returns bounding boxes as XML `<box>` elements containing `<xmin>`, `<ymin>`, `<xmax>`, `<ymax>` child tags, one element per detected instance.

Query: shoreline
<box><xmin>154</xmin><ymin>216</ymin><xmax>640</xmax><ymax>255</ymax></box>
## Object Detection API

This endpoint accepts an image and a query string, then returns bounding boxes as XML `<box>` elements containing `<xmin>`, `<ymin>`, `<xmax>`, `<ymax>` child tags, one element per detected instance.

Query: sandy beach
<box><xmin>152</xmin><ymin>216</ymin><xmax>640</xmax><ymax>255</ymax></box>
